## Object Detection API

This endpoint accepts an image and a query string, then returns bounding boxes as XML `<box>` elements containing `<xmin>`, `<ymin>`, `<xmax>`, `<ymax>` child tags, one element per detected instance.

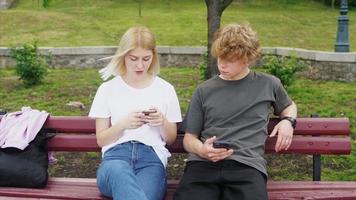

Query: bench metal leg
<box><xmin>311</xmin><ymin>113</ymin><xmax>321</xmax><ymax>181</ymax></box>
<box><xmin>313</xmin><ymin>154</ymin><xmax>321</xmax><ymax>181</ymax></box>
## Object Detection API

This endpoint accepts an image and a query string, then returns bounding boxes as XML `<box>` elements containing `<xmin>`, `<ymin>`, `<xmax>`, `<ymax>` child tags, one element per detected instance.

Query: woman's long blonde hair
<box><xmin>99</xmin><ymin>26</ymin><xmax>160</xmax><ymax>81</ymax></box>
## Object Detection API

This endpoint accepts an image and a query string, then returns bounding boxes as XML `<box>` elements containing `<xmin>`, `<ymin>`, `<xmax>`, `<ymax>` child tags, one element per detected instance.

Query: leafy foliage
<box><xmin>262</xmin><ymin>55</ymin><xmax>307</xmax><ymax>88</ymax></box>
<box><xmin>42</xmin><ymin>0</ymin><xmax>52</xmax><ymax>8</ymax></box>
<box><xmin>10</xmin><ymin>42</ymin><xmax>50</xmax><ymax>87</ymax></box>
<box><xmin>198</xmin><ymin>52</ymin><xmax>209</xmax><ymax>81</ymax></box>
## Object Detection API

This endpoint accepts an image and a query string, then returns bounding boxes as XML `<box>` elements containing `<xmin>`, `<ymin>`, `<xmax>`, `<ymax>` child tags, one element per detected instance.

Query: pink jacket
<box><xmin>0</xmin><ymin>107</ymin><xmax>49</xmax><ymax>150</ymax></box>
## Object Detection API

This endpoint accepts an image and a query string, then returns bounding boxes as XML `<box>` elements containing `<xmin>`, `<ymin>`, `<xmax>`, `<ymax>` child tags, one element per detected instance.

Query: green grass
<box><xmin>0</xmin><ymin>68</ymin><xmax>101</xmax><ymax>115</ymax></box>
<box><xmin>288</xmin><ymin>79</ymin><xmax>356</xmax><ymax>139</ymax></box>
<box><xmin>1</xmin><ymin>0</ymin><xmax>355</xmax><ymax>51</ymax></box>
<box><xmin>0</xmin><ymin>67</ymin><xmax>200</xmax><ymax>115</ymax></box>
<box><xmin>322</xmin><ymin>142</ymin><xmax>356</xmax><ymax>180</ymax></box>
<box><xmin>0</xmin><ymin>67</ymin><xmax>355</xmax><ymax>180</ymax></box>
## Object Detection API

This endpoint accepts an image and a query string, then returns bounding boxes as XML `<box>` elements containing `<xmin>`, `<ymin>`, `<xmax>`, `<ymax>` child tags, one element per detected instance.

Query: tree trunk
<box><xmin>139</xmin><ymin>0</ymin><xmax>142</xmax><ymax>17</ymax></box>
<box><xmin>332</xmin><ymin>0</ymin><xmax>335</xmax><ymax>9</ymax></box>
<box><xmin>205</xmin><ymin>0</ymin><xmax>232</xmax><ymax>78</ymax></box>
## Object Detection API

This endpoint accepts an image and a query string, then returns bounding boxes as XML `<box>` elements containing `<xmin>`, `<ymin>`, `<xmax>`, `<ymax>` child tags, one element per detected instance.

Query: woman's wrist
<box><xmin>114</xmin><ymin>120</ymin><xmax>126</xmax><ymax>133</ymax></box>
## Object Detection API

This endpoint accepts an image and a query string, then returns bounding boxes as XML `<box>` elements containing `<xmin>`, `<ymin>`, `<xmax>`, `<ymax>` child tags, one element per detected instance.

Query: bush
<box><xmin>43</xmin><ymin>0</ymin><xmax>52</xmax><ymax>8</ymax></box>
<box><xmin>10</xmin><ymin>42</ymin><xmax>50</xmax><ymax>87</ymax></box>
<box><xmin>262</xmin><ymin>55</ymin><xmax>306</xmax><ymax>88</ymax></box>
<box><xmin>198</xmin><ymin>52</ymin><xmax>209</xmax><ymax>81</ymax></box>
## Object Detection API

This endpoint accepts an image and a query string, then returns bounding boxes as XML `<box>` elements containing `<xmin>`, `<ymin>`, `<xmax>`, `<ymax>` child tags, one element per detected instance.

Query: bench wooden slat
<box><xmin>1</xmin><ymin>178</ymin><xmax>356</xmax><ymax>200</ymax></box>
<box><xmin>268</xmin><ymin>118</ymin><xmax>350</xmax><ymax>135</ymax></box>
<box><xmin>0</xmin><ymin>178</ymin><xmax>108</xmax><ymax>200</ymax></box>
<box><xmin>48</xmin><ymin>134</ymin><xmax>98</xmax><ymax>152</ymax></box>
<box><xmin>44</xmin><ymin>116</ymin><xmax>95</xmax><ymax>133</ymax></box>
<box><xmin>268</xmin><ymin>190</ymin><xmax>356</xmax><ymax>200</ymax></box>
<box><xmin>265</xmin><ymin>136</ymin><xmax>351</xmax><ymax>154</ymax></box>
<box><xmin>166</xmin><ymin>181</ymin><xmax>356</xmax><ymax>200</ymax></box>
<box><xmin>41</xmin><ymin>116</ymin><xmax>350</xmax><ymax>136</ymax></box>
<box><xmin>47</xmin><ymin>134</ymin><xmax>351</xmax><ymax>154</ymax></box>
<box><xmin>43</xmin><ymin>116</ymin><xmax>351</xmax><ymax>154</ymax></box>
<box><xmin>0</xmin><ymin>197</ymin><xmax>45</xmax><ymax>200</ymax></box>
<box><xmin>267</xmin><ymin>181</ymin><xmax>356</xmax><ymax>191</ymax></box>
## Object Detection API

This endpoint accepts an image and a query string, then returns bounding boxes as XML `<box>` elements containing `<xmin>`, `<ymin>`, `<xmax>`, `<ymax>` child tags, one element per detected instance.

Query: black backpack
<box><xmin>0</xmin><ymin>129</ymin><xmax>55</xmax><ymax>188</ymax></box>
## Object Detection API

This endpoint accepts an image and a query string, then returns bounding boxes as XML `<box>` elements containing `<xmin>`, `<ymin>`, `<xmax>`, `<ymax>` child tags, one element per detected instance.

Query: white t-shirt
<box><xmin>89</xmin><ymin>76</ymin><xmax>182</xmax><ymax>167</ymax></box>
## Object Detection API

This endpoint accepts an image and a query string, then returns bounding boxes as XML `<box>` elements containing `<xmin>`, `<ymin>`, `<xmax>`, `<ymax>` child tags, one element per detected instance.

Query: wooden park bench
<box><xmin>0</xmin><ymin>116</ymin><xmax>355</xmax><ymax>199</ymax></box>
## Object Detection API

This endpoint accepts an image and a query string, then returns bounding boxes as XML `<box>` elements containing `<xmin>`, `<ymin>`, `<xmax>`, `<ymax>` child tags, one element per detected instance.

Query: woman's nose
<box><xmin>136</xmin><ymin>60</ymin><xmax>144</xmax><ymax>68</ymax></box>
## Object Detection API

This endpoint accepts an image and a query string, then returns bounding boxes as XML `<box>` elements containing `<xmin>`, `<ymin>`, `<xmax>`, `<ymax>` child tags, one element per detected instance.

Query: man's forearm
<box><xmin>280</xmin><ymin>101</ymin><xmax>297</xmax><ymax>118</ymax></box>
<box><xmin>183</xmin><ymin>133</ymin><xmax>204</xmax><ymax>156</ymax></box>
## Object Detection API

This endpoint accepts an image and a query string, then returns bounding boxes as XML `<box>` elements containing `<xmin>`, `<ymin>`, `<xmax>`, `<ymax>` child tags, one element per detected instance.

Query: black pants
<box><xmin>173</xmin><ymin>160</ymin><xmax>268</xmax><ymax>200</ymax></box>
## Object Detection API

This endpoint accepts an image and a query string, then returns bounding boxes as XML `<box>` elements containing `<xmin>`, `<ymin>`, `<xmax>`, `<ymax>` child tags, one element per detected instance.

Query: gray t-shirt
<box><xmin>183</xmin><ymin>71</ymin><xmax>292</xmax><ymax>176</ymax></box>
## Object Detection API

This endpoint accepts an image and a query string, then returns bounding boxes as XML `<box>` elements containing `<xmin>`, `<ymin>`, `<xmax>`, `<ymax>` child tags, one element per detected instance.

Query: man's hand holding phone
<box><xmin>198</xmin><ymin>136</ymin><xmax>234</xmax><ymax>162</ymax></box>
<box><xmin>213</xmin><ymin>141</ymin><xmax>234</xmax><ymax>149</ymax></box>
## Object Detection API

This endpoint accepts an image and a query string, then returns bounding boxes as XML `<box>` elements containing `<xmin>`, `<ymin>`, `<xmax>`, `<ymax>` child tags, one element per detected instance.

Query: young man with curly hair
<box><xmin>174</xmin><ymin>24</ymin><xmax>297</xmax><ymax>200</ymax></box>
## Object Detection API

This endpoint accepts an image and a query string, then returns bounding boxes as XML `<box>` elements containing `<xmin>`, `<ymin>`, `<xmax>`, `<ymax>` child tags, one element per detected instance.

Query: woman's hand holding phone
<box><xmin>120</xmin><ymin>111</ymin><xmax>145</xmax><ymax>130</ymax></box>
<box><xmin>142</xmin><ymin>107</ymin><xmax>164</xmax><ymax>127</ymax></box>
<box><xmin>142</xmin><ymin>109</ymin><xmax>157</xmax><ymax>116</ymax></box>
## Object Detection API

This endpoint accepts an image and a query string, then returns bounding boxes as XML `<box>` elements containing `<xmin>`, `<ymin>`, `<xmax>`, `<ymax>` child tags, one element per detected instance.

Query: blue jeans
<box><xmin>96</xmin><ymin>141</ymin><xmax>167</xmax><ymax>200</ymax></box>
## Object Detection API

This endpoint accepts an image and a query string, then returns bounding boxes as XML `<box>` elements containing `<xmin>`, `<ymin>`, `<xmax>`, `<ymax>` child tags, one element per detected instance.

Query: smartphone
<box><xmin>142</xmin><ymin>110</ymin><xmax>157</xmax><ymax>116</ymax></box>
<box><xmin>213</xmin><ymin>141</ymin><xmax>234</xmax><ymax>149</ymax></box>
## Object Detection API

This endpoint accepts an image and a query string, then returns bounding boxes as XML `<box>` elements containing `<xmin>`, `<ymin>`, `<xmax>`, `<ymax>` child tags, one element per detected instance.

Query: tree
<box><xmin>205</xmin><ymin>0</ymin><xmax>233</xmax><ymax>78</ymax></box>
<box><xmin>135</xmin><ymin>0</ymin><xmax>143</xmax><ymax>17</ymax></box>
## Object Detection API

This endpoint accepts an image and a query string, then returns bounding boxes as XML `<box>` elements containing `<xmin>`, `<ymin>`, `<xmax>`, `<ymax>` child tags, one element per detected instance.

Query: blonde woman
<box><xmin>89</xmin><ymin>26</ymin><xmax>182</xmax><ymax>200</ymax></box>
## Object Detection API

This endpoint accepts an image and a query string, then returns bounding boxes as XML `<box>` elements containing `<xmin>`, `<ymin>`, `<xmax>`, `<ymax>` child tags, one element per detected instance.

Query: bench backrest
<box><xmin>39</xmin><ymin>116</ymin><xmax>351</xmax><ymax>155</ymax></box>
